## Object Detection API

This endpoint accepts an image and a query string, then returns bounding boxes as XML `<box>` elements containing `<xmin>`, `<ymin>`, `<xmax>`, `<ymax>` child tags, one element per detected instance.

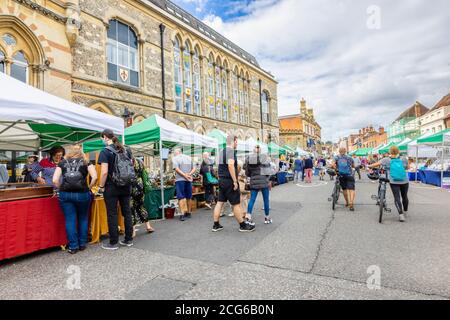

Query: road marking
<box><xmin>295</xmin><ymin>181</ymin><xmax>328</xmax><ymax>187</ymax></box>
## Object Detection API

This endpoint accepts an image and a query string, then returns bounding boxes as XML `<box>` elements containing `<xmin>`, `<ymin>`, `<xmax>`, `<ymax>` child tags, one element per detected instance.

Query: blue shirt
<box><xmin>294</xmin><ymin>159</ymin><xmax>303</xmax><ymax>171</ymax></box>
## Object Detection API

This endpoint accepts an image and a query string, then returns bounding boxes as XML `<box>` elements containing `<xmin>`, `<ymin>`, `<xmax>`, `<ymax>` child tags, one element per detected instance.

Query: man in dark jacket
<box><xmin>244</xmin><ymin>146</ymin><xmax>273</xmax><ymax>224</ymax></box>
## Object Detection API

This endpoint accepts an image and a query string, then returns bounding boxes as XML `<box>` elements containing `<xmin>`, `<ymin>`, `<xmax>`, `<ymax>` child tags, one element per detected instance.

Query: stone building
<box><xmin>356</xmin><ymin>126</ymin><xmax>387</xmax><ymax>149</ymax></box>
<box><xmin>279</xmin><ymin>98</ymin><xmax>322</xmax><ymax>153</ymax></box>
<box><xmin>0</xmin><ymin>0</ymin><xmax>278</xmax><ymax>145</ymax></box>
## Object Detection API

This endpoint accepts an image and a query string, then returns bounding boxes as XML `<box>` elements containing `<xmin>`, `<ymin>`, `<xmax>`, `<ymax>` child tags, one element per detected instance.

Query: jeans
<box><xmin>390</xmin><ymin>183</ymin><xmax>409</xmax><ymax>215</ymax></box>
<box><xmin>204</xmin><ymin>184</ymin><xmax>215</xmax><ymax>204</ymax></box>
<box><xmin>104</xmin><ymin>184</ymin><xmax>133</xmax><ymax>244</ymax></box>
<box><xmin>294</xmin><ymin>170</ymin><xmax>302</xmax><ymax>183</ymax></box>
<box><xmin>58</xmin><ymin>191</ymin><xmax>91</xmax><ymax>250</ymax></box>
<box><xmin>247</xmin><ymin>188</ymin><xmax>270</xmax><ymax>217</ymax></box>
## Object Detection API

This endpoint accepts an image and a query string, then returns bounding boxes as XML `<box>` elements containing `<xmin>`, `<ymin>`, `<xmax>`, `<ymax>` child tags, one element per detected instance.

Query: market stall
<box><xmin>0</xmin><ymin>72</ymin><xmax>124</xmax><ymax>260</ymax></box>
<box><xmin>84</xmin><ymin>114</ymin><xmax>218</xmax><ymax>219</ymax></box>
<box><xmin>416</xmin><ymin>128</ymin><xmax>450</xmax><ymax>188</ymax></box>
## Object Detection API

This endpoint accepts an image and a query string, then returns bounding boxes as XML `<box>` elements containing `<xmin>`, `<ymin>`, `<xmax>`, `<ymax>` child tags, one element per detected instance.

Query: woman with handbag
<box><xmin>200</xmin><ymin>152</ymin><xmax>217</xmax><ymax>209</ymax></box>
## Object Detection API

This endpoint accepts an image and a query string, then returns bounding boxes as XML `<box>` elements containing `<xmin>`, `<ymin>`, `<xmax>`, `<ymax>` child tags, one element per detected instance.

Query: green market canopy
<box><xmin>283</xmin><ymin>145</ymin><xmax>295</xmax><ymax>153</ymax></box>
<box><xmin>268</xmin><ymin>142</ymin><xmax>289</xmax><ymax>156</ymax></box>
<box><xmin>0</xmin><ymin>72</ymin><xmax>124</xmax><ymax>151</ymax></box>
<box><xmin>353</xmin><ymin>148</ymin><xmax>373</xmax><ymax>157</ymax></box>
<box><xmin>378</xmin><ymin>142</ymin><xmax>396</xmax><ymax>155</ymax></box>
<box><xmin>84</xmin><ymin>114</ymin><xmax>217</xmax><ymax>154</ymax></box>
<box><xmin>417</xmin><ymin>128</ymin><xmax>450</xmax><ymax>146</ymax></box>
<box><xmin>207</xmin><ymin>129</ymin><xmax>227</xmax><ymax>149</ymax></box>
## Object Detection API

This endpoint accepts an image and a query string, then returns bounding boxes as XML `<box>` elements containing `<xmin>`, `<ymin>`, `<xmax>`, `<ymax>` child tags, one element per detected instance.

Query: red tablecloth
<box><xmin>0</xmin><ymin>197</ymin><xmax>68</xmax><ymax>261</ymax></box>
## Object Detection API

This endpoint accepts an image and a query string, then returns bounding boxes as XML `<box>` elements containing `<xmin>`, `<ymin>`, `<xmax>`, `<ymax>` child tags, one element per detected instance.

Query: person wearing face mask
<box><xmin>31</xmin><ymin>146</ymin><xmax>65</xmax><ymax>186</ymax></box>
<box><xmin>97</xmin><ymin>129</ymin><xmax>135</xmax><ymax>250</ymax></box>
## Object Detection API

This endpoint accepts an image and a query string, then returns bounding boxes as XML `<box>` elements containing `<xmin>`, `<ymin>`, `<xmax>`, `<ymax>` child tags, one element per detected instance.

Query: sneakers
<box><xmin>399</xmin><ymin>214</ymin><xmax>406</xmax><ymax>222</ymax></box>
<box><xmin>101</xmin><ymin>242</ymin><xmax>119</xmax><ymax>250</ymax></box>
<box><xmin>67</xmin><ymin>248</ymin><xmax>78</xmax><ymax>254</ymax></box>
<box><xmin>219</xmin><ymin>212</ymin><xmax>226</xmax><ymax>217</ymax></box>
<box><xmin>205</xmin><ymin>203</ymin><xmax>212</xmax><ymax>210</ymax></box>
<box><xmin>185</xmin><ymin>213</ymin><xmax>192</xmax><ymax>219</ymax></box>
<box><xmin>180</xmin><ymin>215</ymin><xmax>186</xmax><ymax>221</ymax></box>
<box><xmin>212</xmin><ymin>223</ymin><xmax>224</xmax><ymax>232</ymax></box>
<box><xmin>264</xmin><ymin>217</ymin><xmax>273</xmax><ymax>224</ymax></box>
<box><xmin>119</xmin><ymin>240</ymin><xmax>134</xmax><ymax>247</ymax></box>
<box><xmin>227</xmin><ymin>212</ymin><xmax>234</xmax><ymax>217</ymax></box>
<box><xmin>245</xmin><ymin>218</ymin><xmax>256</xmax><ymax>226</ymax></box>
<box><xmin>239</xmin><ymin>221</ymin><xmax>256</xmax><ymax>232</ymax></box>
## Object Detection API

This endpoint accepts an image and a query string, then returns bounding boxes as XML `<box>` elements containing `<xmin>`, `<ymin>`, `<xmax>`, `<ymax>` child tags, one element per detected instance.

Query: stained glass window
<box><xmin>215</xmin><ymin>66</ymin><xmax>221</xmax><ymax>120</ymax></box>
<box><xmin>107</xmin><ymin>20</ymin><xmax>139</xmax><ymax>87</ymax></box>
<box><xmin>232</xmin><ymin>71</ymin><xmax>238</xmax><ymax>123</ymax></box>
<box><xmin>193</xmin><ymin>48</ymin><xmax>201</xmax><ymax>116</ymax></box>
<box><xmin>208</xmin><ymin>56</ymin><xmax>215</xmax><ymax>118</ymax></box>
<box><xmin>222</xmin><ymin>69</ymin><xmax>228</xmax><ymax>121</ymax></box>
<box><xmin>183</xmin><ymin>42</ymin><xmax>192</xmax><ymax>114</ymax></box>
<box><xmin>174</xmin><ymin>38</ymin><xmax>183</xmax><ymax>112</ymax></box>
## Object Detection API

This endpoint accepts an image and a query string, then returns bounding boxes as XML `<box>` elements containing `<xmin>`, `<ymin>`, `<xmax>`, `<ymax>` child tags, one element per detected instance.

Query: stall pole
<box><xmin>415</xmin><ymin>146</ymin><xmax>419</xmax><ymax>182</ymax></box>
<box><xmin>441</xmin><ymin>141</ymin><xmax>444</xmax><ymax>189</ymax></box>
<box><xmin>159</xmin><ymin>139</ymin><xmax>165</xmax><ymax>220</ymax></box>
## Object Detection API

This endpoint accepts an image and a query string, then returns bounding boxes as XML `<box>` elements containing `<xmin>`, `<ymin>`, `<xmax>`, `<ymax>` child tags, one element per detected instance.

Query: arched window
<box><xmin>239</xmin><ymin>72</ymin><xmax>244</xmax><ymax>124</ymax></box>
<box><xmin>222</xmin><ymin>68</ymin><xmax>228</xmax><ymax>121</ymax></box>
<box><xmin>11</xmin><ymin>51</ymin><xmax>28</xmax><ymax>83</ymax></box>
<box><xmin>244</xmin><ymin>80</ymin><xmax>249</xmax><ymax>125</ymax></box>
<box><xmin>183</xmin><ymin>41</ymin><xmax>192</xmax><ymax>114</ymax></box>
<box><xmin>207</xmin><ymin>54</ymin><xmax>215</xmax><ymax>118</ymax></box>
<box><xmin>262</xmin><ymin>91</ymin><xmax>270</xmax><ymax>123</ymax></box>
<box><xmin>215</xmin><ymin>60</ymin><xmax>222</xmax><ymax>120</ymax></box>
<box><xmin>173</xmin><ymin>37</ymin><xmax>183</xmax><ymax>112</ymax></box>
<box><xmin>0</xmin><ymin>51</ymin><xmax>5</xmax><ymax>73</ymax></box>
<box><xmin>232</xmin><ymin>69</ymin><xmax>238</xmax><ymax>123</ymax></box>
<box><xmin>107</xmin><ymin>19</ymin><xmax>139</xmax><ymax>87</ymax></box>
<box><xmin>193</xmin><ymin>47</ymin><xmax>201</xmax><ymax>116</ymax></box>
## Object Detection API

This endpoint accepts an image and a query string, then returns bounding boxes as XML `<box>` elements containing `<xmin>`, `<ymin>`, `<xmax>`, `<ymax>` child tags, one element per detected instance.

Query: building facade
<box><xmin>387</xmin><ymin>101</ymin><xmax>429</xmax><ymax>144</ymax></box>
<box><xmin>279</xmin><ymin>98</ymin><xmax>322</xmax><ymax>153</ymax></box>
<box><xmin>356</xmin><ymin>126</ymin><xmax>387</xmax><ymax>149</ymax></box>
<box><xmin>419</xmin><ymin>93</ymin><xmax>450</xmax><ymax>135</ymax></box>
<box><xmin>0</xmin><ymin>0</ymin><xmax>279</xmax><ymax>145</ymax></box>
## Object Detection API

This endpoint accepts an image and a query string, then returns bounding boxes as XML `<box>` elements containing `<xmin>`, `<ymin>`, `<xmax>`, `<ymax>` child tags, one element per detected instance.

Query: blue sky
<box><xmin>171</xmin><ymin>0</ymin><xmax>450</xmax><ymax>142</ymax></box>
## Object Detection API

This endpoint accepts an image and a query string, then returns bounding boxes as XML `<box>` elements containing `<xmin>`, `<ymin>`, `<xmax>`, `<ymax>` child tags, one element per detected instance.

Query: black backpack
<box><xmin>62</xmin><ymin>159</ymin><xmax>85</xmax><ymax>191</ymax></box>
<box><xmin>106</xmin><ymin>146</ymin><xmax>136</xmax><ymax>187</ymax></box>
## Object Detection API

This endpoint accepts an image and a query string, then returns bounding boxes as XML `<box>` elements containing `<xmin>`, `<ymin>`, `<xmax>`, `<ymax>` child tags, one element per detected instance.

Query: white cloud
<box><xmin>202</xmin><ymin>0</ymin><xmax>450</xmax><ymax>141</ymax></box>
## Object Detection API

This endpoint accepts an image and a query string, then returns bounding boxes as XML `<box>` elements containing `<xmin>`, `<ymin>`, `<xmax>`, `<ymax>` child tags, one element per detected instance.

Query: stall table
<box><xmin>0</xmin><ymin>196</ymin><xmax>67</xmax><ymax>261</ymax></box>
<box><xmin>418</xmin><ymin>169</ymin><xmax>450</xmax><ymax>187</ymax></box>
<box><xmin>89</xmin><ymin>197</ymin><xmax>125</xmax><ymax>244</ymax></box>
<box><xmin>144</xmin><ymin>186</ymin><xmax>176</xmax><ymax>220</ymax></box>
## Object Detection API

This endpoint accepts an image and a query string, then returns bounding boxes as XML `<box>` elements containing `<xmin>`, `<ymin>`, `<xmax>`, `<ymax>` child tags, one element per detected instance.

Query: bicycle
<box><xmin>368</xmin><ymin>167</ymin><xmax>391</xmax><ymax>223</ymax></box>
<box><xmin>327</xmin><ymin>169</ymin><xmax>340</xmax><ymax>211</ymax></box>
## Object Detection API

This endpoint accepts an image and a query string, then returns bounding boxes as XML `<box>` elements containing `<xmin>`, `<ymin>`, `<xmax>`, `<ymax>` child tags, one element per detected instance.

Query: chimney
<box><xmin>379</xmin><ymin>126</ymin><xmax>385</xmax><ymax>134</ymax></box>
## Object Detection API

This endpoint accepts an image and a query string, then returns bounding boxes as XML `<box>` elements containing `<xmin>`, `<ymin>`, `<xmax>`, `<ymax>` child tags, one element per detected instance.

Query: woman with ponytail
<box><xmin>98</xmin><ymin>129</ymin><xmax>134</xmax><ymax>250</ymax></box>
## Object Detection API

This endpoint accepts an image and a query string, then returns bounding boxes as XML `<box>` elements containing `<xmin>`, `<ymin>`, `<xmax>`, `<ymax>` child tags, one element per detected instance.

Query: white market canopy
<box><xmin>0</xmin><ymin>72</ymin><xmax>124</xmax><ymax>151</ymax></box>
<box><xmin>237</xmin><ymin>137</ymin><xmax>269</xmax><ymax>154</ymax></box>
<box><xmin>295</xmin><ymin>147</ymin><xmax>310</xmax><ymax>156</ymax></box>
<box><xmin>407</xmin><ymin>132</ymin><xmax>439</xmax><ymax>158</ymax></box>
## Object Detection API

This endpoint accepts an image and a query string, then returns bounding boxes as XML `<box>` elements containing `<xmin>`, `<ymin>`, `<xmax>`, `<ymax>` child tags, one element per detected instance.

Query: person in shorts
<box><xmin>212</xmin><ymin>135</ymin><xmax>255</xmax><ymax>233</ymax></box>
<box><xmin>172</xmin><ymin>148</ymin><xmax>195</xmax><ymax>221</ymax></box>
<box><xmin>333</xmin><ymin>147</ymin><xmax>356</xmax><ymax>211</ymax></box>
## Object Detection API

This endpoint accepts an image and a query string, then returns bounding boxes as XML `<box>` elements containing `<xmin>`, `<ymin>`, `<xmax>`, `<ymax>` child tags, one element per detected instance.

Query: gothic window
<box><xmin>244</xmin><ymin>80</ymin><xmax>249</xmax><ymax>124</ymax></box>
<box><xmin>232</xmin><ymin>69</ymin><xmax>238</xmax><ymax>123</ymax></box>
<box><xmin>239</xmin><ymin>75</ymin><xmax>244</xmax><ymax>124</ymax></box>
<box><xmin>173</xmin><ymin>37</ymin><xmax>183</xmax><ymax>112</ymax></box>
<box><xmin>222</xmin><ymin>68</ymin><xmax>228</xmax><ymax>121</ymax></box>
<box><xmin>193</xmin><ymin>47</ymin><xmax>201</xmax><ymax>116</ymax></box>
<box><xmin>183</xmin><ymin>41</ymin><xmax>192</xmax><ymax>114</ymax></box>
<box><xmin>215</xmin><ymin>63</ymin><xmax>221</xmax><ymax>120</ymax></box>
<box><xmin>107</xmin><ymin>20</ymin><xmax>139</xmax><ymax>87</ymax></box>
<box><xmin>0</xmin><ymin>51</ymin><xmax>5</xmax><ymax>73</ymax></box>
<box><xmin>11</xmin><ymin>51</ymin><xmax>28</xmax><ymax>83</ymax></box>
<box><xmin>207</xmin><ymin>55</ymin><xmax>215</xmax><ymax>118</ymax></box>
<box><xmin>262</xmin><ymin>91</ymin><xmax>270</xmax><ymax>123</ymax></box>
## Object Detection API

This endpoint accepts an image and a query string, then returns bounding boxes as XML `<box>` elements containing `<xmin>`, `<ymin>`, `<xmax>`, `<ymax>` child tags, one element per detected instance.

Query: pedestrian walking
<box><xmin>244</xmin><ymin>145</ymin><xmax>272</xmax><ymax>224</ymax></box>
<box><xmin>131</xmin><ymin>157</ymin><xmax>154</xmax><ymax>236</ymax></box>
<box><xmin>212</xmin><ymin>135</ymin><xmax>255</xmax><ymax>233</ymax></box>
<box><xmin>352</xmin><ymin>154</ymin><xmax>362</xmax><ymax>180</ymax></box>
<box><xmin>304</xmin><ymin>156</ymin><xmax>314</xmax><ymax>183</ymax></box>
<box><xmin>172</xmin><ymin>148</ymin><xmax>196</xmax><ymax>221</ymax></box>
<box><xmin>53</xmin><ymin>145</ymin><xmax>97</xmax><ymax>254</ymax></box>
<box><xmin>369</xmin><ymin>146</ymin><xmax>409</xmax><ymax>222</ymax></box>
<box><xmin>333</xmin><ymin>147</ymin><xmax>356</xmax><ymax>211</ymax></box>
<box><xmin>200</xmin><ymin>152</ymin><xmax>217</xmax><ymax>210</ymax></box>
<box><xmin>293</xmin><ymin>155</ymin><xmax>304</xmax><ymax>183</ymax></box>
<box><xmin>98</xmin><ymin>129</ymin><xmax>135</xmax><ymax>250</ymax></box>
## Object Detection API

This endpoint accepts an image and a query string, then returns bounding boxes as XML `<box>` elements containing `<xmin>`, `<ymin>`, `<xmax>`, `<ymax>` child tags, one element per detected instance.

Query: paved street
<box><xmin>1</xmin><ymin>174</ymin><xmax>449</xmax><ymax>300</ymax></box>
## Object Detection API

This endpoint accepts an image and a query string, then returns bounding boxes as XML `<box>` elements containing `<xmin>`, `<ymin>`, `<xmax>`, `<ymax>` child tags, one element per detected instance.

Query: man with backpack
<box><xmin>333</xmin><ymin>147</ymin><xmax>356</xmax><ymax>211</ymax></box>
<box><xmin>98</xmin><ymin>129</ymin><xmax>136</xmax><ymax>250</ymax></box>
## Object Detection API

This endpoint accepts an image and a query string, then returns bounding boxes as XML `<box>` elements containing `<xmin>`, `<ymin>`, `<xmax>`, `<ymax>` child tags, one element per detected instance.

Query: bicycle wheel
<box><xmin>378</xmin><ymin>187</ymin><xmax>385</xmax><ymax>223</ymax></box>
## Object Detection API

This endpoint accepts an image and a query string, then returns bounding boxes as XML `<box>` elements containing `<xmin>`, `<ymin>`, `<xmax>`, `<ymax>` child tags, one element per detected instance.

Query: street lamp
<box><xmin>122</xmin><ymin>107</ymin><xmax>135</xmax><ymax>127</ymax></box>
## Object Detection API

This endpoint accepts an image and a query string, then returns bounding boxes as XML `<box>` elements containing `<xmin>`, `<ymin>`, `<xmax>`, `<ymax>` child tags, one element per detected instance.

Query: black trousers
<box><xmin>104</xmin><ymin>183</ymin><xmax>133</xmax><ymax>244</ymax></box>
<box><xmin>389</xmin><ymin>183</ymin><xmax>409</xmax><ymax>215</ymax></box>
<box><xmin>355</xmin><ymin>166</ymin><xmax>361</xmax><ymax>179</ymax></box>
<box><xmin>204</xmin><ymin>184</ymin><xmax>215</xmax><ymax>204</ymax></box>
